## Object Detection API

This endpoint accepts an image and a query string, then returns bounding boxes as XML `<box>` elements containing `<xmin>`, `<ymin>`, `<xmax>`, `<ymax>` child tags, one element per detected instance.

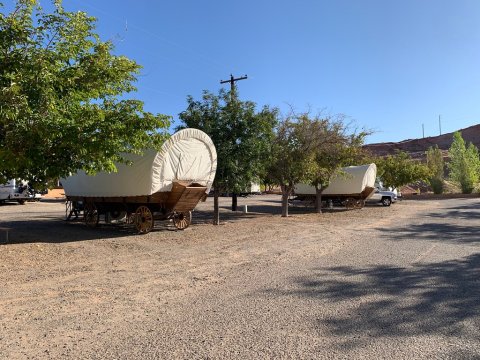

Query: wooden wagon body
<box><xmin>63</xmin><ymin>129</ymin><xmax>216</xmax><ymax>233</ymax></box>
<box><xmin>66</xmin><ymin>181</ymin><xmax>208</xmax><ymax>232</ymax></box>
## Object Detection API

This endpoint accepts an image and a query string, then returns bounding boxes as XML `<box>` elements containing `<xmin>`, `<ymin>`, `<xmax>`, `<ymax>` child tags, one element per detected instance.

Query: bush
<box><xmin>430</xmin><ymin>178</ymin><xmax>444</xmax><ymax>194</ymax></box>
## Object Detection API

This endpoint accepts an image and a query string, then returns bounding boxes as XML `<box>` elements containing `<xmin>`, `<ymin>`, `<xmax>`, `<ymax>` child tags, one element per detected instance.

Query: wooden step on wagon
<box><xmin>62</xmin><ymin>129</ymin><xmax>217</xmax><ymax>234</ymax></box>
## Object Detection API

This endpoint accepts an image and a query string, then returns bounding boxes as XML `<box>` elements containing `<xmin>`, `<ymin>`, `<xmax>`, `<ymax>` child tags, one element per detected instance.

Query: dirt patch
<box><xmin>0</xmin><ymin>195</ymin><xmax>434</xmax><ymax>358</ymax></box>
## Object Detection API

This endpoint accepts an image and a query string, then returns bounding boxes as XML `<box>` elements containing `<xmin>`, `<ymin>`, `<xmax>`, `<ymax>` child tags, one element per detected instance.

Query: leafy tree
<box><xmin>426</xmin><ymin>145</ymin><xmax>445</xmax><ymax>194</ymax></box>
<box><xmin>267</xmin><ymin>112</ymin><xmax>368</xmax><ymax>216</ymax></box>
<box><xmin>376</xmin><ymin>151</ymin><xmax>429</xmax><ymax>190</ymax></box>
<box><xmin>178</xmin><ymin>88</ymin><xmax>277</xmax><ymax>224</ymax></box>
<box><xmin>0</xmin><ymin>1</ymin><xmax>170</xmax><ymax>185</ymax></box>
<box><xmin>298</xmin><ymin>113</ymin><xmax>369</xmax><ymax>213</ymax></box>
<box><xmin>267</xmin><ymin>117</ymin><xmax>315</xmax><ymax>217</ymax></box>
<box><xmin>448</xmin><ymin>131</ymin><xmax>480</xmax><ymax>194</ymax></box>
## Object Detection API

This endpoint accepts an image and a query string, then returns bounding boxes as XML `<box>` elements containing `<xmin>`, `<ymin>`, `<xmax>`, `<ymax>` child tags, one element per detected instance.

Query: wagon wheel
<box><xmin>106</xmin><ymin>210</ymin><xmax>127</xmax><ymax>224</ymax></box>
<box><xmin>345</xmin><ymin>197</ymin><xmax>357</xmax><ymax>210</ymax></box>
<box><xmin>356</xmin><ymin>199</ymin><xmax>366</xmax><ymax>209</ymax></box>
<box><xmin>65</xmin><ymin>201</ymin><xmax>79</xmax><ymax>220</ymax></box>
<box><xmin>84</xmin><ymin>202</ymin><xmax>99</xmax><ymax>227</ymax></box>
<box><xmin>172</xmin><ymin>211</ymin><xmax>192</xmax><ymax>230</ymax></box>
<box><xmin>126</xmin><ymin>213</ymin><xmax>136</xmax><ymax>225</ymax></box>
<box><xmin>65</xmin><ymin>201</ymin><xmax>73</xmax><ymax>220</ymax></box>
<box><xmin>135</xmin><ymin>206</ymin><xmax>154</xmax><ymax>234</ymax></box>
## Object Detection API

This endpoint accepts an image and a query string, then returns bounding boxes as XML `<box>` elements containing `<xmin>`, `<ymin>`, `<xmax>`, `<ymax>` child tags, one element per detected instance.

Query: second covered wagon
<box><xmin>62</xmin><ymin>128</ymin><xmax>217</xmax><ymax>233</ymax></box>
<box><xmin>294</xmin><ymin>163</ymin><xmax>377</xmax><ymax>209</ymax></box>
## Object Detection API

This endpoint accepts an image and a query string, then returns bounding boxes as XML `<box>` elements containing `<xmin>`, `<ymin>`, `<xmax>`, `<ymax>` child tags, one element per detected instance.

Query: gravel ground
<box><xmin>0</xmin><ymin>195</ymin><xmax>479</xmax><ymax>359</ymax></box>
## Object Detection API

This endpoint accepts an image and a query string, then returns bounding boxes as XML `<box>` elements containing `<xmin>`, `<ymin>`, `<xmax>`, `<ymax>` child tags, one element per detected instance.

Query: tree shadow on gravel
<box><xmin>380</xmin><ymin>222</ymin><xmax>480</xmax><ymax>244</ymax></box>
<box><xmin>378</xmin><ymin>201</ymin><xmax>480</xmax><ymax>244</ymax></box>
<box><xmin>1</xmin><ymin>207</ymin><xmax>291</xmax><ymax>244</ymax></box>
<box><xmin>192</xmin><ymin>204</ymin><xmax>348</xmax><ymax>224</ymax></box>
<box><xmin>263</xmin><ymin>254</ymin><xmax>480</xmax><ymax>349</ymax></box>
<box><xmin>426</xmin><ymin>203</ymin><xmax>480</xmax><ymax>221</ymax></box>
<box><xmin>0</xmin><ymin>212</ymin><xmax>218</xmax><ymax>244</ymax></box>
<box><xmin>0</xmin><ymin>218</ymin><xmax>134</xmax><ymax>244</ymax></box>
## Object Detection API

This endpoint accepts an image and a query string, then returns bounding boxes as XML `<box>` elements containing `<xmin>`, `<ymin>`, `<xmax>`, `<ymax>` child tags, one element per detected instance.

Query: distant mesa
<box><xmin>364</xmin><ymin>123</ymin><xmax>480</xmax><ymax>159</ymax></box>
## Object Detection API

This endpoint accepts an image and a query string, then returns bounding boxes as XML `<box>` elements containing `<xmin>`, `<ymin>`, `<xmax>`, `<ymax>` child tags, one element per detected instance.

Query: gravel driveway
<box><xmin>0</xmin><ymin>195</ymin><xmax>479</xmax><ymax>359</ymax></box>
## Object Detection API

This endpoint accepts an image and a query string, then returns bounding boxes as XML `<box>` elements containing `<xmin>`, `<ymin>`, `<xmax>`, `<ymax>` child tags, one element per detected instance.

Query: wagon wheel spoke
<box><xmin>172</xmin><ymin>211</ymin><xmax>192</xmax><ymax>230</ymax></box>
<box><xmin>84</xmin><ymin>202</ymin><xmax>99</xmax><ymax>227</ymax></box>
<box><xmin>135</xmin><ymin>206</ymin><xmax>154</xmax><ymax>234</ymax></box>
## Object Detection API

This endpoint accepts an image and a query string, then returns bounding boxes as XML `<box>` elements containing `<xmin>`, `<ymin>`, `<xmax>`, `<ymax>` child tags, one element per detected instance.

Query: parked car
<box><xmin>0</xmin><ymin>179</ymin><xmax>33</xmax><ymax>204</ymax></box>
<box><xmin>367</xmin><ymin>189</ymin><xmax>397</xmax><ymax>206</ymax></box>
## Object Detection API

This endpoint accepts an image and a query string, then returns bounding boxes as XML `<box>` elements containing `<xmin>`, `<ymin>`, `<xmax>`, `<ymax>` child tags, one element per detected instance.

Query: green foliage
<box><xmin>178</xmin><ymin>88</ymin><xmax>277</xmax><ymax>194</ymax></box>
<box><xmin>0</xmin><ymin>1</ymin><xmax>170</xmax><ymax>185</ymax></box>
<box><xmin>267</xmin><ymin>117</ymin><xmax>314</xmax><ymax>190</ymax></box>
<box><xmin>266</xmin><ymin>112</ymin><xmax>368</xmax><ymax>214</ymax></box>
<box><xmin>426</xmin><ymin>145</ymin><xmax>444</xmax><ymax>194</ymax></box>
<box><xmin>376</xmin><ymin>151</ymin><xmax>429</xmax><ymax>189</ymax></box>
<box><xmin>298</xmin><ymin>113</ymin><xmax>369</xmax><ymax>192</ymax></box>
<box><xmin>267</xmin><ymin>117</ymin><xmax>316</xmax><ymax>217</ymax></box>
<box><xmin>448</xmin><ymin>131</ymin><xmax>480</xmax><ymax>194</ymax></box>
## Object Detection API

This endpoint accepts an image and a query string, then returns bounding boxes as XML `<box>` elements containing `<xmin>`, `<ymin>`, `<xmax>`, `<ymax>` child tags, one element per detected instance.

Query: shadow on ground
<box><xmin>263</xmin><ymin>254</ymin><xmax>480</xmax><ymax>348</ymax></box>
<box><xmin>378</xmin><ymin>200</ymin><xmax>480</xmax><ymax>244</ymax></box>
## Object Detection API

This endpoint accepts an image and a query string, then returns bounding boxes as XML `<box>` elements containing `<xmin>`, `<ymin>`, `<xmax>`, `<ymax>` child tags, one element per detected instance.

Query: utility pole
<box><xmin>422</xmin><ymin>124</ymin><xmax>425</xmax><ymax>138</ymax></box>
<box><xmin>439</xmin><ymin>115</ymin><xmax>442</xmax><ymax>135</ymax></box>
<box><xmin>220</xmin><ymin>74</ymin><xmax>248</xmax><ymax>96</ymax></box>
<box><xmin>220</xmin><ymin>74</ymin><xmax>248</xmax><ymax>212</ymax></box>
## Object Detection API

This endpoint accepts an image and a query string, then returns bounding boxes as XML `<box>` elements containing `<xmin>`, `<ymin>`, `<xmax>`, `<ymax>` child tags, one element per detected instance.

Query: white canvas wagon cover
<box><xmin>61</xmin><ymin>128</ymin><xmax>217</xmax><ymax>197</ymax></box>
<box><xmin>294</xmin><ymin>163</ymin><xmax>377</xmax><ymax>196</ymax></box>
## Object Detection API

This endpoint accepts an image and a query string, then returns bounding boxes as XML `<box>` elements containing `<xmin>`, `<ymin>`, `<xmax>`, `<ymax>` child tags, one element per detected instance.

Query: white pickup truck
<box><xmin>0</xmin><ymin>180</ymin><xmax>33</xmax><ymax>205</ymax></box>
<box><xmin>367</xmin><ymin>188</ymin><xmax>397</xmax><ymax>207</ymax></box>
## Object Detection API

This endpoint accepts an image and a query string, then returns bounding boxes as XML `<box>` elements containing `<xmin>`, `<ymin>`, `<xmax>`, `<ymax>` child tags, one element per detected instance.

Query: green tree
<box><xmin>267</xmin><ymin>112</ymin><xmax>368</xmax><ymax>216</ymax></box>
<box><xmin>267</xmin><ymin>117</ymin><xmax>315</xmax><ymax>217</ymax></box>
<box><xmin>376</xmin><ymin>151</ymin><xmax>429</xmax><ymax>190</ymax></box>
<box><xmin>448</xmin><ymin>131</ymin><xmax>480</xmax><ymax>194</ymax></box>
<box><xmin>0</xmin><ymin>1</ymin><xmax>170</xmax><ymax>185</ymax></box>
<box><xmin>298</xmin><ymin>113</ymin><xmax>369</xmax><ymax>213</ymax></box>
<box><xmin>426</xmin><ymin>145</ymin><xmax>445</xmax><ymax>194</ymax></box>
<box><xmin>178</xmin><ymin>88</ymin><xmax>277</xmax><ymax>224</ymax></box>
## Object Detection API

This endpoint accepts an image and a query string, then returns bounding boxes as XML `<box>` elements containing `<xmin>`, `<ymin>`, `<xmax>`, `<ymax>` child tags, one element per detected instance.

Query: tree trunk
<box><xmin>213</xmin><ymin>188</ymin><xmax>220</xmax><ymax>225</ymax></box>
<box><xmin>231</xmin><ymin>193</ymin><xmax>238</xmax><ymax>211</ymax></box>
<box><xmin>315</xmin><ymin>187</ymin><xmax>323</xmax><ymax>214</ymax></box>
<box><xmin>280</xmin><ymin>184</ymin><xmax>291</xmax><ymax>217</ymax></box>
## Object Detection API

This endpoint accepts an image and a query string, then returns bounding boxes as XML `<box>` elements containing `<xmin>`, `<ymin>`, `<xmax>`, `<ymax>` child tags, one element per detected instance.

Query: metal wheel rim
<box><xmin>135</xmin><ymin>206</ymin><xmax>154</xmax><ymax>234</ymax></box>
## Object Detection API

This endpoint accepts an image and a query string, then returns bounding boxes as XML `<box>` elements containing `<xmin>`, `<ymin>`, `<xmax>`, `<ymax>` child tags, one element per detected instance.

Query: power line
<box><xmin>77</xmin><ymin>1</ymin><xmax>230</xmax><ymax>73</ymax></box>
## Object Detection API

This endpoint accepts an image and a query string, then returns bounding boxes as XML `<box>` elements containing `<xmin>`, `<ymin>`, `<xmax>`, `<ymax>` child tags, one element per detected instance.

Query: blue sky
<box><xmin>6</xmin><ymin>0</ymin><xmax>480</xmax><ymax>143</ymax></box>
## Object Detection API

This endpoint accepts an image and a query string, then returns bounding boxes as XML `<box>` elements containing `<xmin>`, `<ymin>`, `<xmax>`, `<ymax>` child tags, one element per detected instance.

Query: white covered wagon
<box><xmin>294</xmin><ymin>163</ymin><xmax>377</xmax><ymax>209</ymax></box>
<box><xmin>62</xmin><ymin>129</ymin><xmax>217</xmax><ymax>233</ymax></box>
